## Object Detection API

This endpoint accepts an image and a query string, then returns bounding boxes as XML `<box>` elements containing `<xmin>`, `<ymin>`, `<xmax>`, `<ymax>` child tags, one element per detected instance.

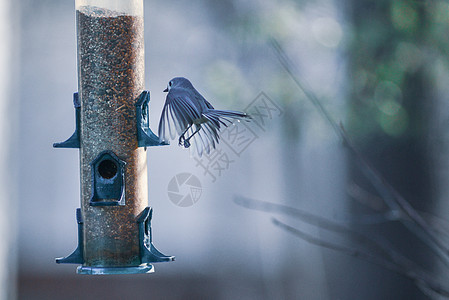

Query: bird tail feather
<box><xmin>202</xmin><ymin>110</ymin><xmax>251</xmax><ymax>127</ymax></box>
<box><xmin>190</xmin><ymin>110</ymin><xmax>251</xmax><ymax>157</ymax></box>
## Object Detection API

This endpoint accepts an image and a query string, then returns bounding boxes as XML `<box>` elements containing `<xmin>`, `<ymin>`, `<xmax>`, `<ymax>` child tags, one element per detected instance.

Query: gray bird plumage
<box><xmin>158</xmin><ymin>77</ymin><xmax>250</xmax><ymax>156</ymax></box>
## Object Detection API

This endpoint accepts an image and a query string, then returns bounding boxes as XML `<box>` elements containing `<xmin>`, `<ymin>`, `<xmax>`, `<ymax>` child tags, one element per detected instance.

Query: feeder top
<box><xmin>76</xmin><ymin>0</ymin><xmax>143</xmax><ymax>16</ymax></box>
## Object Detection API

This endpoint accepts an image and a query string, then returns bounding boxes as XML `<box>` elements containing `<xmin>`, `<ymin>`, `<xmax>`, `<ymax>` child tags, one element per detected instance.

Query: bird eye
<box><xmin>169</xmin><ymin>81</ymin><xmax>173</xmax><ymax>86</ymax></box>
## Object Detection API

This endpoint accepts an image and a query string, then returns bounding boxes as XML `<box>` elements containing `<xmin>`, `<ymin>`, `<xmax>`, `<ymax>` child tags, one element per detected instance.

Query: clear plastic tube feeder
<box><xmin>54</xmin><ymin>0</ymin><xmax>174</xmax><ymax>275</ymax></box>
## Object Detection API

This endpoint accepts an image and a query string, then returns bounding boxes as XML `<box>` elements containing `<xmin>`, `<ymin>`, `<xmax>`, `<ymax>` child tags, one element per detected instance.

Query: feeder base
<box><xmin>76</xmin><ymin>263</ymin><xmax>154</xmax><ymax>275</ymax></box>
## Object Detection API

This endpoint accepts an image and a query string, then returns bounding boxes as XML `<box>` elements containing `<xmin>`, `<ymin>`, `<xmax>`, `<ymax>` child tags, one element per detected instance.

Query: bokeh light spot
<box><xmin>312</xmin><ymin>17</ymin><xmax>343</xmax><ymax>48</ymax></box>
<box><xmin>378</xmin><ymin>108</ymin><xmax>409</xmax><ymax>136</ymax></box>
<box><xmin>374</xmin><ymin>81</ymin><xmax>403</xmax><ymax>115</ymax></box>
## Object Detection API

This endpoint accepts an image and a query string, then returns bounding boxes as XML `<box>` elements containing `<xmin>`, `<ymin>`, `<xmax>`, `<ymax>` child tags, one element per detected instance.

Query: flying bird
<box><xmin>158</xmin><ymin>77</ymin><xmax>250</xmax><ymax>156</ymax></box>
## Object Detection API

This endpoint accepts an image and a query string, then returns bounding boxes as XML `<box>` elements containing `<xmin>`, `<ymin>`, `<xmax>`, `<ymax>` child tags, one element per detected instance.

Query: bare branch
<box><xmin>270</xmin><ymin>37</ymin><xmax>449</xmax><ymax>266</ymax></box>
<box><xmin>235</xmin><ymin>196</ymin><xmax>408</xmax><ymax>268</ymax></box>
<box><xmin>272</xmin><ymin>217</ymin><xmax>449</xmax><ymax>298</ymax></box>
<box><xmin>346</xmin><ymin>182</ymin><xmax>386</xmax><ymax>211</ymax></box>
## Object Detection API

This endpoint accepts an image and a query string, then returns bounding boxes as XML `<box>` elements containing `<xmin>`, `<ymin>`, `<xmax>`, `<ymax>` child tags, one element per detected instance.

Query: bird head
<box><xmin>164</xmin><ymin>77</ymin><xmax>194</xmax><ymax>92</ymax></box>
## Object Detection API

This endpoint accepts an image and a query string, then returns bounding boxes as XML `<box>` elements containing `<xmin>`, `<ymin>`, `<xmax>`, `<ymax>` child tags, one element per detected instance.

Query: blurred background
<box><xmin>1</xmin><ymin>0</ymin><xmax>449</xmax><ymax>299</ymax></box>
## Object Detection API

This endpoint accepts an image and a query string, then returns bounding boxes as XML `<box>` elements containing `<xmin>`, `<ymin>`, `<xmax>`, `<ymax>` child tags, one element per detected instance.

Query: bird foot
<box><xmin>178</xmin><ymin>135</ymin><xmax>185</xmax><ymax>146</ymax></box>
<box><xmin>178</xmin><ymin>135</ymin><xmax>191</xmax><ymax>148</ymax></box>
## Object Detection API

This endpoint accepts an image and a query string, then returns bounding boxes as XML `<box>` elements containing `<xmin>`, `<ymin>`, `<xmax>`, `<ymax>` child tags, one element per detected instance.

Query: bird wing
<box><xmin>158</xmin><ymin>89</ymin><xmax>202</xmax><ymax>142</ymax></box>
<box><xmin>203</xmin><ymin>97</ymin><xmax>215</xmax><ymax>110</ymax></box>
<box><xmin>189</xmin><ymin>121</ymin><xmax>221</xmax><ymax>157</ymax></box>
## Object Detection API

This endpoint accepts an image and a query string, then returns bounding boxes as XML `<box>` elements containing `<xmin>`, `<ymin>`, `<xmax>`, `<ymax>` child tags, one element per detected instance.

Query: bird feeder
<box><xmin>54</xmin><ymin>0</ymin><xmax>174</xmax><ymax>274</ymax></box>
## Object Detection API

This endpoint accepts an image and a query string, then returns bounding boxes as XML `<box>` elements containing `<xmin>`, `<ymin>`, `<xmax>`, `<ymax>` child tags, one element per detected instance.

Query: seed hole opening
<box><xmin>98</xmin><ymin>159</ymin><xmax>118</xmax><ymax>179</ymax></box>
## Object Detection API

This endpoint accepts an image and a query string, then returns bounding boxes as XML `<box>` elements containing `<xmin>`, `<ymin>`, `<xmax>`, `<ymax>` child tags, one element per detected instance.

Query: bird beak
<box><xmin>163</xmin><ymin>87</ymin><xmax>168</xmax><ymax>92</ymax></box>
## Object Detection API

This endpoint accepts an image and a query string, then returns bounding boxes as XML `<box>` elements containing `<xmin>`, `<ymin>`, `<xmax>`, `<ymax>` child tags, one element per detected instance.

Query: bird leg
<box><xmin>179</xmin><ymin>124</ymin><xmax>193</xmax><ymax>146</ymax></box>
<box><xmin>183</xmin><ymin>125</ymin><xmax>201</xmax><ymax>148</ymax></box>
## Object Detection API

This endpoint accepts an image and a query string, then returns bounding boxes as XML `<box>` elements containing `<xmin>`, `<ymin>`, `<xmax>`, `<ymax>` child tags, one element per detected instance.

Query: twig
<box><xmin>269</xmin><ymin>37</ymin><xmax>449</xmax><ymax>266</ymax></box>
<box><xmin>235</xmin><ymin>196</ymin><xmax>406</xmax><ymax>267</ymax></box>
<box><xmin>272</xmin><ymin>217</ymin><xmax>449</xmax><ymax>298</ymax></box>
